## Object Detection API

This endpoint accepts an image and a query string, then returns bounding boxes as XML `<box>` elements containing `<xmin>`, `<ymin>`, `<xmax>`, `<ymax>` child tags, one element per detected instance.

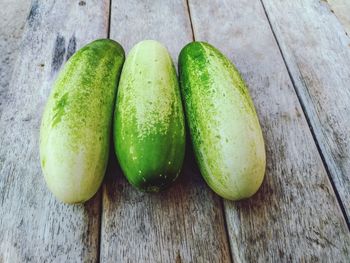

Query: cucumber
<box><xmin>178</xmin><ymin>42</ymin><xmax>265</xmax><ymax>200</ymax></box>
<box><xmin>114</xmin><ymin>40</ymin><xmax>185</xmax><ymax>192</ymax></box>
<box><xmin>40</xmin><ymin>39</ymin><xmax>125</xmax><ymax>203</ymax></box>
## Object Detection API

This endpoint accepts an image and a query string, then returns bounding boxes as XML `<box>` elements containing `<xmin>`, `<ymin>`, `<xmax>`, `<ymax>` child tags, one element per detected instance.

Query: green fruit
<box><xmin>40</xmin><ymin>39</ymin><xmax>125</xmax><ymax>203</ymax></box>
<box><xmin>114</xmin><ymin>40</ymin><xmax>185</xmax><ymax>192</ymax></box>
<box><xmin>178</xmin><ymin>42</ymin><xmax>266</xmax><ymax>200</ymax></box>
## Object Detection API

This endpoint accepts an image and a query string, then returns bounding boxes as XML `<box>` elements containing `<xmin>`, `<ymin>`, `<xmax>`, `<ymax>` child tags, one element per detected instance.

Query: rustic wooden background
<box><xmin>0</xmin><ymin>0</ymin><xmax>349</xmax><ymax>262</ymax></box>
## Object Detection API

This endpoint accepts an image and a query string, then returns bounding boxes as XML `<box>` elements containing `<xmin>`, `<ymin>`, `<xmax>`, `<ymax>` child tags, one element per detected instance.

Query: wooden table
<box><xmin>1</xmin><ymin>0</ymin><xmax>349</xmax><ymax>262</ymax></box>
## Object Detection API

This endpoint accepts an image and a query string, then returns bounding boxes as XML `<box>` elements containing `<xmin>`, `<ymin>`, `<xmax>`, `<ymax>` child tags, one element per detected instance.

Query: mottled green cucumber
<box><xmin>114</xmin><ymin>40</ymin><xmax>185</xmax><ymax>192</ymax></box>
<box><xmin>178</xmin><ymin>42</ymin><xmax>266</xmax><ymax>200</ymax></box>
<box><xmin>40</xmin><ymin>39</ymin><xmax>125</xmax><ymax>203</ymax></box>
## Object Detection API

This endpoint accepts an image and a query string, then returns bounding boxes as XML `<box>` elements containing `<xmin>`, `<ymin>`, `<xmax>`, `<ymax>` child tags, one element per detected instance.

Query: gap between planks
<box><xmin>107</xmin><ymin>0</ymin><xmax>112</xmax><ymax>39</ymax></box>
<box><xmin>185</xmin><ymin>0</ymin><xmax>195</xmax><ymax>40</ymax></box>
<box><xmin>97</xmin><ymin>1</ymin><xmax>113</xmax><ymax>261</ymax></box>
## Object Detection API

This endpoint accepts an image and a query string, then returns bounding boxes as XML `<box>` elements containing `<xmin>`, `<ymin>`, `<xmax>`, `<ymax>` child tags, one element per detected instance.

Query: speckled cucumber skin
<box><xmin>178</xmin><ymin>42</ymin><xmax>266</xmax><ymax>200</ymax></box>
<box><xmin>40</xmin><ymin>39</ymin><xmax>125</xmax><ymax>203</ymax></box>
<box><xmin>114</xmin><ymin>40</ymin><xmax>185</xmax><ymax>192</ymax></box>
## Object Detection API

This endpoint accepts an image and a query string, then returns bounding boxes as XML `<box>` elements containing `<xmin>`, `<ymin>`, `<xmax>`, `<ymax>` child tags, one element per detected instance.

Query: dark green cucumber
<box><xmin>179</xmin><ymin>42</ymin><xmax>266</xmax><ymax>200</ymax></box>
<box><xmin>114</xmin><ymin>40</ymin><xmax>185</xmax><ymax>192</ymax></box>
<box><xmin>40</xmin><ymin>39</ymin><xmax>125</xmax><ymax>203</ymax></box>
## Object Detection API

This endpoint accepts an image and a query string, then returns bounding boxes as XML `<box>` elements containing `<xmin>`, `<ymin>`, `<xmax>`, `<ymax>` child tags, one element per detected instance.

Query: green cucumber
<box><xmin>114</xmin><ymin>40</ymin><xmax>185</xmax><ymax>192</ymax></box>
<box><xmin>40</xmin><ymin>39</ymin><xmax>125</xmax><ymax>203</ymax></box>
<box><xmin>178</xmin><ymin>42</ymin><xmax>265</xmax><ymax>200</ymax></box>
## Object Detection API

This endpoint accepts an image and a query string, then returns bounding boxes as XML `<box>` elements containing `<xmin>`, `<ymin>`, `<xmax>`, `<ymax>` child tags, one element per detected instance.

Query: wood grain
<box><xmin>327</xmin><ymin>0</ymin><xmax>350</xmax><ymax>35</ymax></box>
<box><xmin>188</xmin><ymin>0</ymin><xmax>350</xmax><ymax>262</ymax></box>
<box><xmin>0</xmin><ymin>0</ymin><xmax>31</xmax><ymax>117</ymax></box>
<box><xmin>261</xmin><ymin>0</ymin><xmax>350</xmax><ymax>222</ymax></box>
<box><xmin>100</xmin><ymin>0</ymin><xmax>231</xmax><ymax>262</ymax></box>
<box><xmin>0</xmin><ymin>0</ymin><xmax>109</xmax><ymax>261</ymax></box>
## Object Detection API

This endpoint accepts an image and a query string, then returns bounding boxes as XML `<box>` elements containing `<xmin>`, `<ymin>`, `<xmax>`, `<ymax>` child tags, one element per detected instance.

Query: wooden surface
<box><xmin>327</xmin><ymin>0</ymin><xmax>350</xmax><ymax>35</ymax></box>
<box><xmin>261</xmin><ymin>0</ymin><xmax>350</xmax><ymax>222</ymax></box>
<box><xmin>0</xmin><ymin>1</ymin><xmax>109</xmax><ymax>262</ymax></box>
<box><xmin>0</xmin><ymin>0</ymin><xmax>30</xmax><ymax>118</ymax></box>
<box><xmin>100</xmin><ymin>1</ymin><xmax>231</xmax><ymax>262</ymax></box>
<box><xmin>0</xmin><ymin>0</ymin><xmax>349</xmax><ymax>262</ymax></box>
<box><xmin>189</xmin><ymin>0</ymin><xmax>350</xmax><ymax>262</ymax></box>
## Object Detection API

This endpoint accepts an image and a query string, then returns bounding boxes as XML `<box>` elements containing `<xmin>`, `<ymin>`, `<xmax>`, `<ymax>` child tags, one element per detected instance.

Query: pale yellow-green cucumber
<box><xmin>178</xmin><ymin>42</ymin><xmax>265</xmax><ymax>200</ymax></box>
<box><xmin>114</xmin><ymin>40</ymin><xmax>185</xmax><ymax>192</ymax></box>
<box><xmin>40</xmin><ymin>39</ymin><xmax>125</xmax><ymax>203</ymax></box>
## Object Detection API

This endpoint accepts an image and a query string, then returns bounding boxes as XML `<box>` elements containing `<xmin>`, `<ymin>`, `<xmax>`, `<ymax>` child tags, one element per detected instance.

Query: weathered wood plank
<box><xmin>100</xmin><ymin>0</ymin><xmax>231</xmax><ymax>262</ymax></box>
<box><xmin>327</xmin><ymin>0</ymin><xmax>350</xmax><ymax>35</ymax></box>
<box><xmin>0</xmin><ymin>0</ymin><xmax>31</xmax><ymax>117</ymax></box>
<box><xmin>188</xmin><ymin>0</ymin><xmax>350</xmax><ymax>261</ymax></box>
<box><xmin>261</xmin><ymin>0</ymin><xmax>350</xmax><ymax>222</ymax></box>
<box><xmin>0</xmin><ymin>0</ymin><xmax>110</xmax><ymax>261</ymax></box>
